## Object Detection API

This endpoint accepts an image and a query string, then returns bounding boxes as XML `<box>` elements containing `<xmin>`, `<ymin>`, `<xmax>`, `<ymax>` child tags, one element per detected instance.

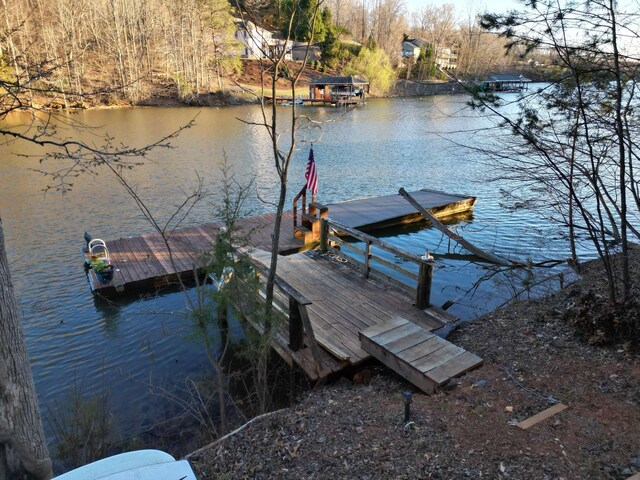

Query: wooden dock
<box><xmin>326</xmin><ymin>188</ymin><xmax>475</xmax><ymax>231</ymax></box>
<box><xmin>250</xmin><ymin>249</ymin><xmax>482</xmax><ymax>392</ymax></box>
<box><xmin>82</xmin><ymin>188</ymin><xmax>482</xmax><ymax>392</ymax></box>
<box><xmin>84</xmin><ymin>189</ymin><xmax>475</xmax><ymax>296</ymax></box>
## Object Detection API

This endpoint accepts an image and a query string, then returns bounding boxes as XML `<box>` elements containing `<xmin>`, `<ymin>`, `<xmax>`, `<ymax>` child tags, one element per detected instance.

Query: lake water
<box><xmin>0</xmin><ymin>93</ymin><xmax>585</xmax><ymax>454</ymax></box>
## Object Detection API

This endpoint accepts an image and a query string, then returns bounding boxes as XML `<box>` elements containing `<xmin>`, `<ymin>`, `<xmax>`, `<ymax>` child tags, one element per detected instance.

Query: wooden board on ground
<box><xmin>516</xmin><ymin>403</ymin><xmax>568</xmax><ymax>430</ymax></box>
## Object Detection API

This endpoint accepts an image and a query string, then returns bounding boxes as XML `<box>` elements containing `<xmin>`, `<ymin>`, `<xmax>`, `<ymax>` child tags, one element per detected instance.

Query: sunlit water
<box><xmin>0</xmin><ymin>92</ymin><xmax>588</xmax><ymax>452</ymax></box>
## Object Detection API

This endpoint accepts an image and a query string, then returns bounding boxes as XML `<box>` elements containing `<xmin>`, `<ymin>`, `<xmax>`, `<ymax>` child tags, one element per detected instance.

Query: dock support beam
<box><xmin>416</xmin><ymin>253</ymin><xmax>434</xmax><ymax>309</ymax></box>
<box><xmin>289</xmin><ymin>298</ymin><xmax>304</xmax><ymax>351</ymax></box>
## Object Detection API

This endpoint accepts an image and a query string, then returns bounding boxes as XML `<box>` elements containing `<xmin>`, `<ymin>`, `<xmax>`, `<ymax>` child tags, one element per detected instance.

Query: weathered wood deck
<box><xmin>360</xmin><ymin>317</ymin><xmax>483</xmax><ymax>394</ymax></box>
<box><xmin>85</xmin><ymin>189</ymin><xmax>475</xmax><ymax>296</ymax></box>
<box><xmin>83</xmin><ymin>188</ymin><xmax>482</xmax><ymax>391</ymax></box>
<box><xmin>327</xmin><ymin>188</ymin><xmax>475</xmax><ymax>231</ymax></box>
<box><xmin>250</xmin><ymin>249</ymin><xmax>482</xmax><ymax>392</ymax></box>
<box><xmin>85</xmin><ymin>211</ymin><xmax>305</xmax><ymax>295</ymax></box>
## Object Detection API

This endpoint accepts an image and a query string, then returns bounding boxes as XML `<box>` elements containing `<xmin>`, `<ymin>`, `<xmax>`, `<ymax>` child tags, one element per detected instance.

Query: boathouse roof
<box><xmin>485</xmin><ymin>73</ymin><xmax>531</xmax><ymax>82</ymax></box>
<box><xmin>309</xmin><ymin>75</ymin><xmax>369</xmax><ymax>86</ymax></box>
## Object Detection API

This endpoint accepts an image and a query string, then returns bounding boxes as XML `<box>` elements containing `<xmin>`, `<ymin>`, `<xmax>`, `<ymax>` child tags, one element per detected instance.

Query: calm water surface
<box><xmin>0</xmin><ymin>93</ymin><xmax>584</xmax><ymax>446</ymax></box>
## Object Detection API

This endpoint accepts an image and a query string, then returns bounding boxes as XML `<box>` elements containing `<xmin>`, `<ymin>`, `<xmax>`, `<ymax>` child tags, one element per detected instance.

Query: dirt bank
<box><xmin>189</xmin><ymin>256</ymin><xmax>640</xmax><ymax>479</ymax></box>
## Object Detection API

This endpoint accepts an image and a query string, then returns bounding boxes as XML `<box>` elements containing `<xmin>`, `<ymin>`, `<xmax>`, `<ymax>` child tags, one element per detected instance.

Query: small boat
<box><xmin>280</xmin><ymin>97</ymin><xmax>304</xmax><ymax>106</ymax></box>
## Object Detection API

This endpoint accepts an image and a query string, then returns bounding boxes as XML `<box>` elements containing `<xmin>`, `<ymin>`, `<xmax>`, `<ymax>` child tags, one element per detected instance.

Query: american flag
<box><xmin>305</xmin><ymin>145</ymin><xmax>318</xmax><ymax>194</ymax></box>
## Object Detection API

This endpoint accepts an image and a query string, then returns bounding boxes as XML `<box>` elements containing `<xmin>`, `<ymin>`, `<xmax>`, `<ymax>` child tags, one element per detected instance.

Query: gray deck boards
<box><xmin>327</xmin><ymin>188</ymin><xmax>475</xmax><ymax>229</ymax></box>
<box><xmin>359</xmin><ymin>317</ymin><xmax>483</xmax><ymax>393</ymax></box>
<box><xmin>250</xmin><ymin>249</ymin><xmax>446</xmax><ymax>369</ymax></box>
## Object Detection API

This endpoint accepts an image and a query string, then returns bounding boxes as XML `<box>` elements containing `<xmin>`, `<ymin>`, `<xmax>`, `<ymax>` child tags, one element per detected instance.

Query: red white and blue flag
<box><xmin>305</xmin><ymin>145</ymin><xmax>318</xmax><ymax>194</ymax></box>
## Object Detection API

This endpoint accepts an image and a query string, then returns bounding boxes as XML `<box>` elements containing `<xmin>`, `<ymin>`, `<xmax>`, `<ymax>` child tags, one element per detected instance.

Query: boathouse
<box><xmin>309</xmin><ymin>75</ymin><xmax>369</xmax><ymax>105</ymax></box>
<box><xmin>481</xmin><ymin>73</ymin><xmax>531</xmax><ymax>92</ymax></box>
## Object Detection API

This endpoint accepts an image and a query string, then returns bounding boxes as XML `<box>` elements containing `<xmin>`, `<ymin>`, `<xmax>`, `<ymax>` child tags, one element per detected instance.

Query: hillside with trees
<box><xmin>0</xmin><ymin>0</ymin><xmax>535</xmax><ymax>108</ymax></box>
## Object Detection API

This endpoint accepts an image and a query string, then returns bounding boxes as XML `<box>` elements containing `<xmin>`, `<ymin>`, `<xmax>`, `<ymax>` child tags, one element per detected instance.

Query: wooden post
<box><xmin>293</xmin><ymin>201</ymin><xmax>298</xmax><ymax>228</ymax></box>
<box><xmin>289</xmin><ymin>297</ymin><xmax>304</xmax><ymax>351</ymax></box>
<box><xmin>319</xmin><ymin>218</ymin><xmax>329</xmax><ymax>253</ymax></box>
<box><xmin>298</xmin><ymin>304</ymin><xmax>324</xmax><ymax>377</ymax></box>
<box><xmin>302</xmin><ymin>190</ymin><xmax>307</xmax><ymax>217</ymax></box>
<box><xmin>364</xmin><ymin>240</ymin><xmax>371</xmax><ymax>278</ymax></box>
<box><xmin>416</xmin><ymin>251</ymin><xmax>434</xmax><ymax>309</ymax></box>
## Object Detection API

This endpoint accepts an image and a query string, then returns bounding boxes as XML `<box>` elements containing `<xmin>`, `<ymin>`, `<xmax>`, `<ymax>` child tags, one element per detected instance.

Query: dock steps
<box><xmin>359</xmin><ymin>317</ymin><xmax>483</xmax><ymax>394</ymax></box>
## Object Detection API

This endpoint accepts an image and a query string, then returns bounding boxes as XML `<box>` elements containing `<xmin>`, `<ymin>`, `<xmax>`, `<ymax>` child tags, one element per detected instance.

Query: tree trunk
<box><xmin>0</xmin><ymin>218</ymin><xmax>53</xmax><ymax>480</ymax></box>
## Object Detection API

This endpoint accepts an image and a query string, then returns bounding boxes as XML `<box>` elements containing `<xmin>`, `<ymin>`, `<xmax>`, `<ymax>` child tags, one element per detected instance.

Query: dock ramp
<box><xmin>359</xmin><ymin>317</ymin><xmax>483</xmax><ymax>394</ymax></box>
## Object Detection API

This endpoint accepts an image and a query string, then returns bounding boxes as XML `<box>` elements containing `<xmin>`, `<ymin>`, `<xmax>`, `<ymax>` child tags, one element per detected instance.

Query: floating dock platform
<box><xmin>84</xmin><ymin>189</ymin><xmax>475</xmax><ymax>296</ymax></box>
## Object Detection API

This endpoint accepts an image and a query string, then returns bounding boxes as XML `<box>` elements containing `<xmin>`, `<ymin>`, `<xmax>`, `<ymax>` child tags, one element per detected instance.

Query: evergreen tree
<box><xmin>282</xmin><ymin>0</ymin><xmax>326</xmax><ymax>42</ymax></box>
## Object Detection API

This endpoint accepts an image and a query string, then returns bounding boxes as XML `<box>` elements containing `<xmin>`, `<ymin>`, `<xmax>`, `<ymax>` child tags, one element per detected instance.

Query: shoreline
<box><xmin>24</xmin><ymin>79</ymin><xmax>478</xmax><ymax>112</ymax></box>
<box><xmin>188</xmin><ymin>253</ymin><xmax>640</xmax><ymax>479</ymax></box>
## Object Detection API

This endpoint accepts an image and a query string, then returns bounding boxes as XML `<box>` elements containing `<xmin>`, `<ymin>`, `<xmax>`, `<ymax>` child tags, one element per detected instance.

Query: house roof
<box><xmin>309</xmin><ymin>75</ymin><xmax>369</xmax><ymax>86</ymax></box>
<box><xmin>485</xmin><ymin>74</ymin><xmax>531</xmax><ymax>82</ymax></box>
<box><xmin>406</xmin><ymin>38</ymin><xmax>429</xmax><ymax>49</ymax></box>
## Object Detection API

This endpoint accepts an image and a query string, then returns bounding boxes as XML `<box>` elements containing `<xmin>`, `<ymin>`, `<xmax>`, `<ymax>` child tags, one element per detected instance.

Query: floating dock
<box><xmin>84</xmin><ymin>189</ymin><xmax>475</xmax><ymax>296</ymax></box>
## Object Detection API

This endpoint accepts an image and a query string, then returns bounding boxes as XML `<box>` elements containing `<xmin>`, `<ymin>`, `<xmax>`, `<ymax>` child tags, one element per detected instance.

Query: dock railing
<box><xmin>292</xmin><ymin>184</ymin><xmax>307</xmax><ymax>228</ymax></box>
<box><xmin>319</xmin><ymin>218</ymin><xmax>435</xmax><ymax>309</ymax></box>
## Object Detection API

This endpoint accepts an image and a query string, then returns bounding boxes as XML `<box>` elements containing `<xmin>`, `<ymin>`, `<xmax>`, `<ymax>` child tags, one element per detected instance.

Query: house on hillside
<box><xmin>402</xmin><ymin>38</ymin><xmax>429</xmax><ymax>59</ymax></box>
<box><xmin>290</xmin><ymin>42</ymin><xmax>322</xmax><ymax>61</ymax></box>
<box><xmin>308</xmin><ymin>75</ymin><xmax>369</xmax><ymax>105</ymax></box>
<box><xmin>234</xmin><ymin>19</ymin><xmax>292</xmax><ymax>60</ymax></box>
<box><xmin>435</xmin><ymin>47</ymin><xmax>457</xmax><ymax>70</ymax></box>
<box><xmin>402</xmin><ymin>38</ymin><xmax>458</xmax><ymax>70</ymax></box>
<box><xmin>481</xmin><ymin>73</ymin><xmax>531</xmax><ymax>92</ymax></box>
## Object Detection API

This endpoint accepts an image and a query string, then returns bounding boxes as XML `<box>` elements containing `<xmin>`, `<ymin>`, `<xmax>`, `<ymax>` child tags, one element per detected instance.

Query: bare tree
<box><xmin>0</xmin><ymin>17</ymin><xmax>195</xmax><ymax>477</ymax></box>
<box><xmin>478</xmin><ymin>0</ymin><xmax>640</xmax><ymax>303</ymax></box>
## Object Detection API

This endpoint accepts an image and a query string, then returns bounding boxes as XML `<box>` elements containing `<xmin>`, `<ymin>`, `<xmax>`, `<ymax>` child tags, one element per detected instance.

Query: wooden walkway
<box><xmin>251</xmin><ymin>250</ymin><xmax>482</xmax><ymax>392</ymax></box>
<box><xmin>85</xmin><ymin>189</ymin><xmax>475</xmax><ymax>296</ymax></box>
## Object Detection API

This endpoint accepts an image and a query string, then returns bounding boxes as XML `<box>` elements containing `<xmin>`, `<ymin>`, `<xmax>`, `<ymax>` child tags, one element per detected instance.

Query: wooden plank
<box><xmin>384</xmin><ymin>327</ymin><xmax>435</xmax><ymax>355</ymax></box>
<box><xmin>369</xmin><ymin>270</ymin><xmax>414</xmax><ymax>296</ymax></box>
<box><xmin>254</xmin><ymin>250</ymin><xmax>444</xmax><ymax>333</ymax></box>
<box><xmin>414</xmin><ymin>343</ymin><xmax>466</xmax><ymax>374</ymax></box>
<box><xmin>107</xmin><ymin>239</ymin><xmax>137</xmax><ymax>284</ymax></box>
<box><xmin>141</xmin><ymin>234</ymin><xmax>172</xmax><ymax>274</ymax></box>
<box><xmin>121</xmin><ymin>237</ymin><xmax>156</xmax><ymax>281</ymax></box>
<box><xmin>427</xmin><ymin>351</ymin><xmax>483</xmax><ymax>385</ymax></box>
<box><xmin>359</xmin><ymin>333</ymin><xmax>436</xmax><ymax>394</ymax></box>
<box><xmin>298</xmin><ymin>304</ymin><xmax>326</xmax><ymax>375</ymax></box>
<box><xmin>129</xmin><ymin>236</ymin><xmax>166</xmax><ymax>278</ymax></box>
<box><xmin>121</xmin><ymin>237</ymin><xmax>155</xmax><ymax>278</ymax></box>
<box><xmin>370</xmin><ymin>321</ymin><xmax>423</xmax><ymax>346</ymax></box>
<box><xmin>516</xmin><ymin>404</ymin><xmax>568</xmax><ymax>430</ymax></box>
<box><xmin>313</xmin><ymin>335</ymin><xmax>351</xmax><ymax>361</ymax></box>
<box><xmin>305</xmin><ymin>303</ymin><xmax>369</xmax><ymax>361</ymax></box>
<box><xmin>397</xmin><ymin>336</ymin><xmax>447</xmax><ymax>363</ymax></box>
<box><xmin>360</xmin><ymin>317</ymin><xmax>409</xmax><ymax>339</ymax></box>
